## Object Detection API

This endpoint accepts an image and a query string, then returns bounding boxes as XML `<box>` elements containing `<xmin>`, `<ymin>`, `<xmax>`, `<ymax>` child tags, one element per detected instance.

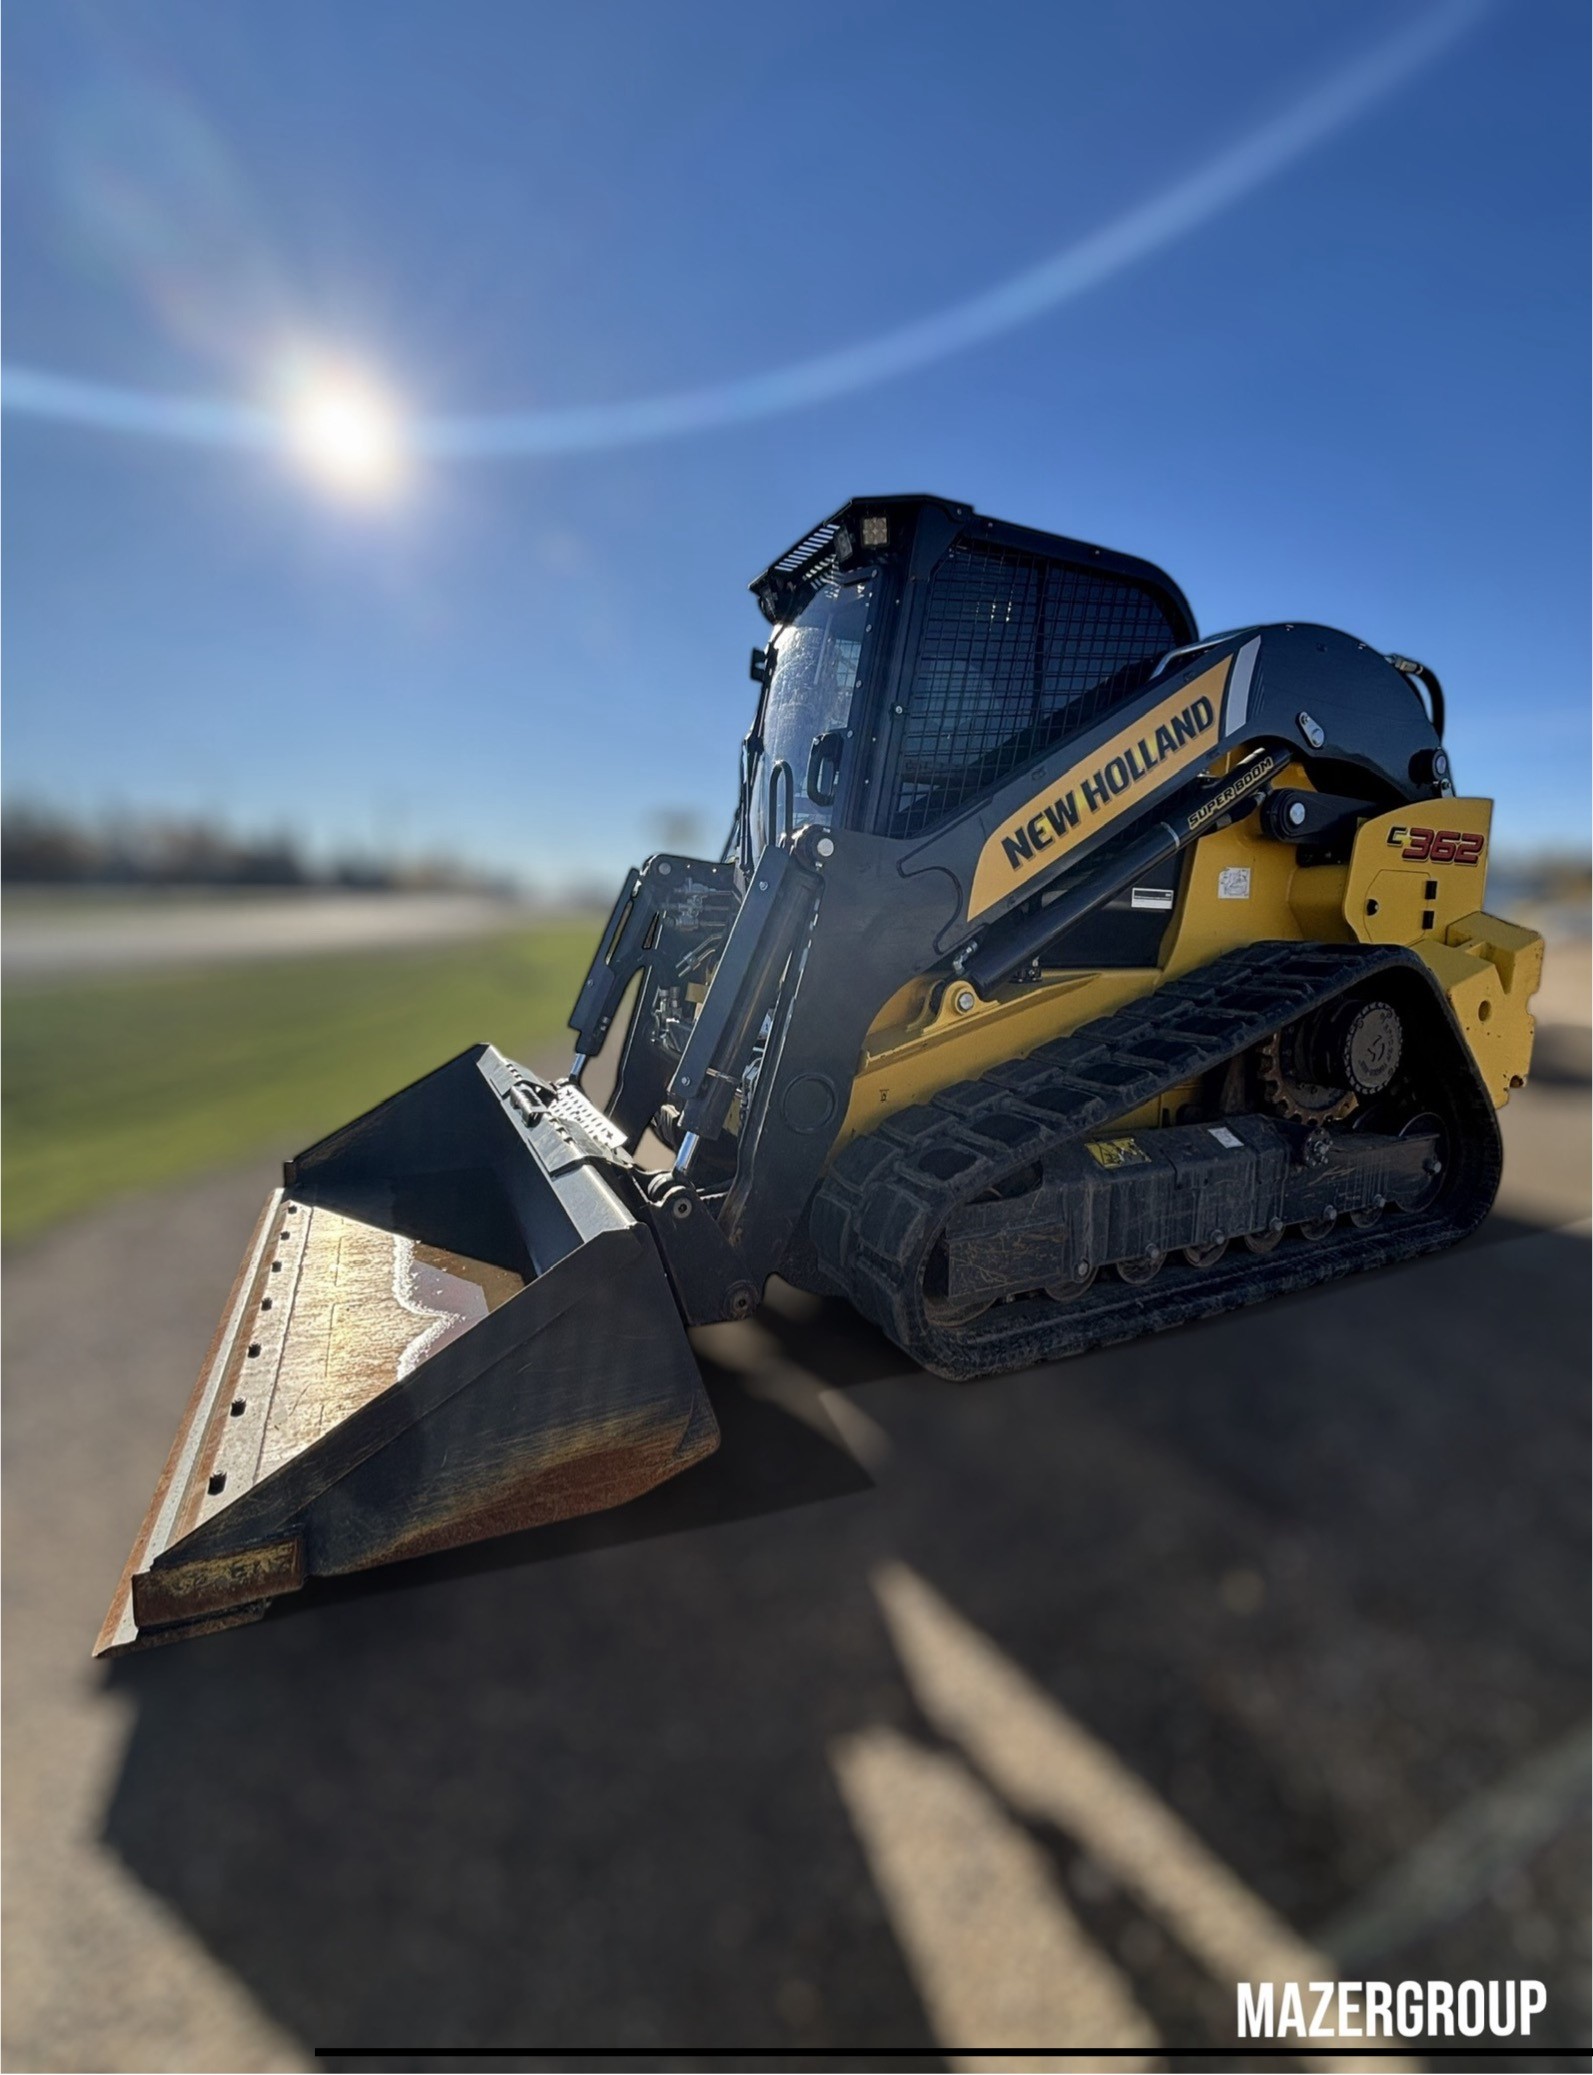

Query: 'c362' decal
<box><xmin>968</xmin><ymin>655</ymin><xmax>1230</xmax><ymax>918</ymax></box>
<box><xmin>1386</xmin><ymin>824</ymin><xmax>1484</xmax><ymax>865</ymax></box>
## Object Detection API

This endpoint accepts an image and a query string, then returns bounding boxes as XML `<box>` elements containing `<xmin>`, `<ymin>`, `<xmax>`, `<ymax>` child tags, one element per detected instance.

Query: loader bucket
<box><xmin>94</xmin><ymin>1047</ymin><xmax>718</xmax><ymax>1655</ymax></box>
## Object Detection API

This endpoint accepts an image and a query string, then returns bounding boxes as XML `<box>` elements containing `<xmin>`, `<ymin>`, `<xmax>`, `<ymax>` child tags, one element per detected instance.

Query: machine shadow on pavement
<box><xmin>97</xmin><ymin>1209</ymin><xmax>1590</xmax><ymax>2063</ymax></box>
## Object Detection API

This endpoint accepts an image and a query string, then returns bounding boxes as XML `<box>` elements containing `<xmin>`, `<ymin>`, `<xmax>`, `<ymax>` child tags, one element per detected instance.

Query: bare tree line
<box><xmin>2</xmin><ymin>801</ymin><xmax>515</xmax><ymax>894</ymax></box>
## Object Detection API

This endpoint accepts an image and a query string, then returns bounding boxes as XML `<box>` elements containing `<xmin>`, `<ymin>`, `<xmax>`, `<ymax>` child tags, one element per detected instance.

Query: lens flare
<box><xmin>281</xmin><ymin>364</ymin><xmax>406</xmax><ymax>500</ymax></box>
<box><xmin>2</xmin><ymin>0</ymin><xmax>1485</xmax><ymax>470</ymax></box>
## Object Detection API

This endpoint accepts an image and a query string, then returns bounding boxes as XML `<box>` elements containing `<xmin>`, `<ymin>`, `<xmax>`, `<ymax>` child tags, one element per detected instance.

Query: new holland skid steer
<box><xmin>98</xmin><ymin>496</ymin><xmax>1543</xmax><ymax>1653</ymax></box>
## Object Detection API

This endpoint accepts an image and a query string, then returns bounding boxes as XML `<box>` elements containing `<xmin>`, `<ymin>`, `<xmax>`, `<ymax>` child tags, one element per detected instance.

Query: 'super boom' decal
<box><xmin>968</xmin><ymin>655</ymin><xmax>1230</xmax><ymax>919</ymax></box>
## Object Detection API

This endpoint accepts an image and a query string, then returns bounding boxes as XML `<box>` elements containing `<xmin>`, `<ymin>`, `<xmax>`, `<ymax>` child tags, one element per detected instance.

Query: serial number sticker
<box><xmin>1130</xmin><ymin>885</ymin><xmax>1175</xmax><ymax>912</ymax></box>
<box><xmin>1087</xmin><ymin>1136</ymin><xmax>1151</xmax><ymax>1169</ymax></box>
<box><xmin>1208</xmin><ymin>1125</ymin><xmax>1243</xmax><ymax>1149</ymax></box>
<box><xmin>1217</xmin><ymin>866</ymin><xmax>1252</xmax><ymax>900</ymax></box>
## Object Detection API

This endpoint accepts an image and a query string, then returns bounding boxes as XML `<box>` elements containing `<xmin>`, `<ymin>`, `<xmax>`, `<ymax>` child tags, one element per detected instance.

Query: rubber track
<box><xmin>810</xmin><ymin>940</ymin><xmax>1503</xmax><ymax>1379</ymax></box>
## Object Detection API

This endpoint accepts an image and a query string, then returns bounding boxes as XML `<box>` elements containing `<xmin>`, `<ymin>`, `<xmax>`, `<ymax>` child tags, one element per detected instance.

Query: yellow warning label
<box><xmin>1086</xmin><ymin>1136</ymin><xmax>1150</xmax><ymax>1169</ymax></box>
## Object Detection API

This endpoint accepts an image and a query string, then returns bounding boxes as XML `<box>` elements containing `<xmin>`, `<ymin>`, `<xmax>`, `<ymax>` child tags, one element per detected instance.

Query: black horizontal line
<box><xmin>313</xmin><ymin>2047</ymin><xmax>1593</xmax><ymax>2061</ymax></box>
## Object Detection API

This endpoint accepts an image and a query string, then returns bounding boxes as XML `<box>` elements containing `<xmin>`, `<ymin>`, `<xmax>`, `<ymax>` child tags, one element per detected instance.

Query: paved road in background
<box><xmin>2</xmin><ymin>892</ymin><xmax>543</xmax><ymax>979</ymax></box>
<box><xmin>4</xmin><ymin>947</ymin><xmax>1588</xmax><ymax>2070</ymax></box>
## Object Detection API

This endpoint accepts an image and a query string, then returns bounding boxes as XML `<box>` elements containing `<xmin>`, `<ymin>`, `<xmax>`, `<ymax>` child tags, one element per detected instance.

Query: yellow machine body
<box><xmin>841</xmin><ymin>787</ymin><xmax>1542</xmax><ymax>1145</ymax></box>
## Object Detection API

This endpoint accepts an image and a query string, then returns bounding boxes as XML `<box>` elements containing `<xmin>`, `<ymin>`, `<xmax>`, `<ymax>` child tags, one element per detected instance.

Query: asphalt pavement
<box><xmin>3</xmin><ymin>949</ymin><xmax>1588</xmax><ymax>2072</ymax></box>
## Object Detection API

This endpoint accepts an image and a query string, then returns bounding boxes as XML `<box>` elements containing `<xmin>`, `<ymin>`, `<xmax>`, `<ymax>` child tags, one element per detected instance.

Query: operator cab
<box><xmin>737</xmin><ymin>494</ymin><xmax>1197</xmax><ymax>962</ymax></box>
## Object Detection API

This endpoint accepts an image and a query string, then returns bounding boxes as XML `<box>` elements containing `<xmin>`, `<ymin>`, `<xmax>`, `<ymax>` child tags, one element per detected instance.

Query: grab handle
<box><xmin>767</xmin><ymin>758</ymin><xmax>795</xmax><ymax>847</ymax></box>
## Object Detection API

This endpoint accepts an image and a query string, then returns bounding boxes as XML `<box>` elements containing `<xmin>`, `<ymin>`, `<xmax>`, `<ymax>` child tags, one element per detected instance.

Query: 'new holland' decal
<box><xmin>967</xmin><ymin>654</ymin><xmax>1232</xmax><ymax>918</ymax></box>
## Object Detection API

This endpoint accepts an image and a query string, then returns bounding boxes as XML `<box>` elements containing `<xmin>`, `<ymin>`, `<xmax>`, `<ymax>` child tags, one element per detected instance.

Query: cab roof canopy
<box><xmin>749</xmin><ymin>494</ymin><xmax>1197</xmax><ymax>641</ymax></box>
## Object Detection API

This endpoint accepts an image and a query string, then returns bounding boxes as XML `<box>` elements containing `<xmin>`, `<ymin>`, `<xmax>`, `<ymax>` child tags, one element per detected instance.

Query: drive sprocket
<box><xmin>1259</xmin><ymin>996</ymin><xmax>1405</xmax><ymax>1124</ymax></box>
<box><xmin>1258</xmin><ymin>1023</ymin><xmax>1358</xmax><ymax>1123</ymax></box>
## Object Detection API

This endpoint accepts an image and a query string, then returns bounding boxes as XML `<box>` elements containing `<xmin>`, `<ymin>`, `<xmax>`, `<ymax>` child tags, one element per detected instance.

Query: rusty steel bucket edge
<box><xmin>94</xmin><ymin>1047</ymin><xmax>719</xmax><ymax>1656</ymax></box>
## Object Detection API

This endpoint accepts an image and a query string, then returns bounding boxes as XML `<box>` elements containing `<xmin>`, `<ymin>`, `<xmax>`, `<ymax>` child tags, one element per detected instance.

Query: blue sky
<box><xmin>4</xmin><ymin>0</ymin><xmax>1587</xmax><ymax>889</ymax></box>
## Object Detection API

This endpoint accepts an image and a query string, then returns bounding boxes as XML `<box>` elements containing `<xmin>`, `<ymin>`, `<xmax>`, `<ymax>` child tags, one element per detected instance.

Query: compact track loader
<box><xmin>98</xmin><ymin>496</ymin><xmax>1543</xmax><ymax>1653</ymax></box>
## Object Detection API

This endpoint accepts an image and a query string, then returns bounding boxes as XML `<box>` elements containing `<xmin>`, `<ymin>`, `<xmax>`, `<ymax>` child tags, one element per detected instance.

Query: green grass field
<box><xmin>3</xmin><ymin>921</ymin><xmax>601</xmax><ymax>1243</ymax></box>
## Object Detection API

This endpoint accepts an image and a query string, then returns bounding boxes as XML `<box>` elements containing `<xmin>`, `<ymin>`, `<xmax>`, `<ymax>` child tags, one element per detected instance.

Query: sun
<box><xmin>281</xmin><ymin>361</ymin><xmax>407</xmax><ymax>502</ymax></box>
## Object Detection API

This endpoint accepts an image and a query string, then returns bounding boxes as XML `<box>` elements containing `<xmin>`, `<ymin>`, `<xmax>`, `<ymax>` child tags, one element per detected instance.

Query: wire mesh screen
<box><xmin>889</xmin><ymin>539</ymin><xmax>1180</xmax><ymax>837</ymax></box>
